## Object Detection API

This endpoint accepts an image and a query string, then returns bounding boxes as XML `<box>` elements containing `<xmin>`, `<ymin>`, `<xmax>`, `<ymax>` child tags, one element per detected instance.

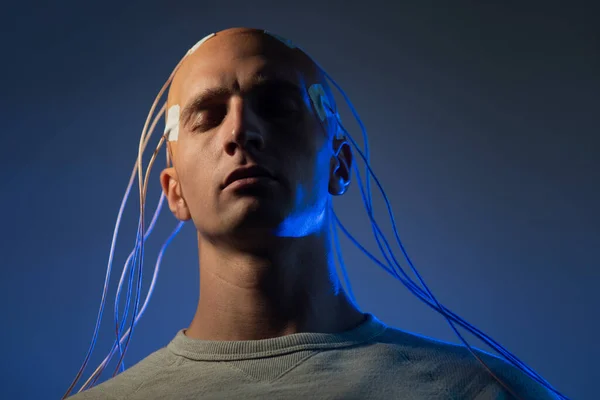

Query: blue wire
<box><xmin>113</xmin><ymin>229</ymin><xmax>141</xmax><ymax>373</ymax></box>
<box><xmin>90</xmin><ymin>221</ymin><xmax>183</xmax><ymax>387</ymax></box>
<box><xmin>332</xmin><ymin>210</ymin><xmax>566</xmax><ymax>400</ymax></box>
<box><xmin>330</xmin><ymin>204</ymin><xmax>357</xmax><ymax>305</ymax></box>
<box><xmin>111</xmin><ymin>218</ymin><xmax>145</xmax><ymax>376</ymax></box>
<box><xmin>298</xmin><ymin>38</ymin><xmax>563</xmax><ymax>395</ymax></box>
<box><xmin>275</xmin><ymin>39</ymin><xmax>544</xmax><ymax>395</ymax></box>
<box><xmin>347</xmin><ymin>124</ymin><xmax>561</xmax><ymax>395</ymax></box>
<box><xmin>318</xmin><ymin>90</ymin><xmax>528</xmax><ymax>398</ymax></box>
<box><xmin>352</xmin><ymin>160</ymin><xmax>416</xmax><ymax>285</ymax></box>
<box><xmin>309</xmin><ymin>54</ymin><xmax>564</xmax><ymax>396</ymax></box>
<box><xmin>329</xmin><ymin>107</ymin><xmax>564</xmax><ymax>398</ymax></box>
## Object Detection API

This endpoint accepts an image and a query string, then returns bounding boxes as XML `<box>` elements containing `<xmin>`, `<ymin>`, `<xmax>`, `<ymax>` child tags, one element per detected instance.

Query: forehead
<box><xmin>169</xmin><ymin>32</ymin><xmax>319</xmax><ymax>107</ymax></box>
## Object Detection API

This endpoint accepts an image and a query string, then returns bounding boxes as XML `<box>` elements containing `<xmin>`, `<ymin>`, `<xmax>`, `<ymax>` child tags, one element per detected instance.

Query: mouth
<box><xmin>222</xmin><ymin>165</ymin><xmax>277</xmax><ymax>190</ymax></box>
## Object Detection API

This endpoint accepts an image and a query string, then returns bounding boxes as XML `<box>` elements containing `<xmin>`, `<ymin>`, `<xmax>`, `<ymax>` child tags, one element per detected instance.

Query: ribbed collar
<box><xmin>167</xmin><ymin>313</ymin><xmax>387</xmax><ymax>361</ymax></box>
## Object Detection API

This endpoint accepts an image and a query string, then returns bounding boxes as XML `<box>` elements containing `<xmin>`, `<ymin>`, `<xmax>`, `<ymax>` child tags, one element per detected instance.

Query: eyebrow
<box><xmin>180</xmin><ymin>87</ymin><xmax>230</xmax><ymax>126</ymax></box>
<box><xmin>180</xmin><ymin>76</ymin><xmax>304</xmax><ymax>127</ymax></box>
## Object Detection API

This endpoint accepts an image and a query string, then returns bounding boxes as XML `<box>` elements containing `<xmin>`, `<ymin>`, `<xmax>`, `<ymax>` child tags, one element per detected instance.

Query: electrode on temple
<box><xmin>164</xmin><ymin>105</ymin><xmax>180</xmax><ymax>142</ymax></box>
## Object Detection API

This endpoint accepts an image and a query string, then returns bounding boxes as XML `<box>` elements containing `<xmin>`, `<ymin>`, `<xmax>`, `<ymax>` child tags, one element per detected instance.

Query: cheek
<box><xmin>295</xmin><ymin>144</ymin><xmax>333</xmax><ymax>200</ymax></box>
<box><xmin>314</xmin><ymin>146</ymin><xmax>334</xmax><ymax>189</ymax></box>
<box><xmin>177</xmin><ymin>146</ymin><xmax>214</xmax><ymax>206</ymax></box>
<box><xmin>291</xmin><ymin>121</ymin><xmax>331</xmax><ymax>179</ymax></box>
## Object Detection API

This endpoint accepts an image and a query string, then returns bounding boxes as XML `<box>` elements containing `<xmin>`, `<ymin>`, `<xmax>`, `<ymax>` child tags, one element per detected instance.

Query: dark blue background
<box><xmin>1</xmin><ymin>1</ymin><xmax>598</xmax><ymax>399</ymax></box>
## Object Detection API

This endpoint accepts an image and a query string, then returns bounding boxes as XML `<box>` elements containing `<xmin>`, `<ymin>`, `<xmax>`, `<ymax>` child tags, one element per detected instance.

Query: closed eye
<box><xmin>251</xmin><ymin>85</ymin><xmax>304</xmax><ymax>123</ymax></box>
<box><xmin>191</xmin><ymin>104</ymin><xmax>228</xmax><ymax>131</ymax></box>
<box><xmin>256</xmin><ymin>96</ymin><xmax>301</xmax><ymax>121</ymax></box>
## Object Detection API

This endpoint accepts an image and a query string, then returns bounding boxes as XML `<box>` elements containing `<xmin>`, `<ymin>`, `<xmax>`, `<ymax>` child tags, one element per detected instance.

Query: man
<box><xmin>69</xmin><ymin>27</ymin><xmax>557</xmax><ymax>399</ymax></box>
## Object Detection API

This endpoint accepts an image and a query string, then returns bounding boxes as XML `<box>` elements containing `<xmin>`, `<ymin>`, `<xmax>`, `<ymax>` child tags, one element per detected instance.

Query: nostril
<box><xmin>228</xmin><ymin>129</ymin><xmax>266</xmax><ymax>154</ymax></box>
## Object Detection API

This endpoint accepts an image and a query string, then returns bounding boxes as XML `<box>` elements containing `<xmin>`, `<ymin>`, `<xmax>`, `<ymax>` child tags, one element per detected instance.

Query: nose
<box><xmin>224</xmin><ymin>97</ymin><xmax>266</xmax><ymax>155</ymax></box>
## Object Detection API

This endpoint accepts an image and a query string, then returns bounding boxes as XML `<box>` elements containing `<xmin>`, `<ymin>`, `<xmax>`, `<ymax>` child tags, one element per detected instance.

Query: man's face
<box><xmin>162</xmin><ymin>30</ymin><xmax>341</xmax><ymax>242</ymax></box>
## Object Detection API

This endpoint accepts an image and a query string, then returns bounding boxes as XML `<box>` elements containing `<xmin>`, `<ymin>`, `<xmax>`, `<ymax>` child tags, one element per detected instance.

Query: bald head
<box><xmin>168</xmin><ymin>28</ymin><xmax>328</xmax><ymax>112</ymax></box>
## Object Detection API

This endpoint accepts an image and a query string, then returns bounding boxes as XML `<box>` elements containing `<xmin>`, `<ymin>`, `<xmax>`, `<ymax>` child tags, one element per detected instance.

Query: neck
<box><xmin>186</xmin><ymin>227</ymin><xmax>363</xmax><ymax>341</ymax></box>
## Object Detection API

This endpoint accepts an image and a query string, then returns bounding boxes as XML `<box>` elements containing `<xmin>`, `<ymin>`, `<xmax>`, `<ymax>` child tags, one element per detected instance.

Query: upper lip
<box><xmin>222</xmin><ymin>165</ymin><xmax>275</xmax><ymax>188</ymax></box>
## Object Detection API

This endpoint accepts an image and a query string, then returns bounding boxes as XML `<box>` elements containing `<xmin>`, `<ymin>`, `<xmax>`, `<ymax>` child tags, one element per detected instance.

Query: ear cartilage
<box><xmin>164</xmin><ymin>105</ymin><xmax>181</xmax><ymax>142</ymax></box>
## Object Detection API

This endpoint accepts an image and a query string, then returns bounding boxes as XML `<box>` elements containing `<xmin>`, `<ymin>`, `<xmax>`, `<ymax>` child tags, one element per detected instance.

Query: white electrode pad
<box><xmin>164</xmin><ymin>105</ymin><xmax>180</xmax><ymax>142</ymax></box>
<box><xmin>165</xmin><ymin>33</ymin><xmax>217</xmax><ymax>142</ymax></box>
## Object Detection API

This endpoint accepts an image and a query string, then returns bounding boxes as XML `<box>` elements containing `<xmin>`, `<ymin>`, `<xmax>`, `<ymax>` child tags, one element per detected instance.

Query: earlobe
<box><xmin>160</xmin><ymin>167</ymin><xmax>192</xmax><ymax>221</ymax></box>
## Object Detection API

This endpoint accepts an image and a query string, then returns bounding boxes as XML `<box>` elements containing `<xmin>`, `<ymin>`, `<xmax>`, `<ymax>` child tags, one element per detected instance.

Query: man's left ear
<box><xmin>329</xmin><ymin>137</ymin><xmax>353</xmax><ymax>196</ymax></box>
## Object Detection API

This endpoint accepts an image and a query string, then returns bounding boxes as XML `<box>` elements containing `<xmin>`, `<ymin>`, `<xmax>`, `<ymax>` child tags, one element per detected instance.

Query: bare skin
<box><xmin>160</xmin><ymin>28</ymin><xmax>364</xmax><ymax>341</ymax></box>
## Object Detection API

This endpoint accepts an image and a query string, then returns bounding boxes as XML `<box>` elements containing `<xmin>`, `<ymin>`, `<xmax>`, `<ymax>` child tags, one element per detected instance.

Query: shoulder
<box><xmin>370</xmin><ymin>322</ymin><xmax>558</xmax><ymax>399</ymax></box>
<box><xmin>67</xmin><ymin>348</ymin><xmax>176</xmax><ymax>400</ymax></box>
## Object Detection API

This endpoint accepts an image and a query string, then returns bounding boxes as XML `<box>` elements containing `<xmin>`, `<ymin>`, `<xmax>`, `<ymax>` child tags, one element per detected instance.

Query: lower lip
<box><xmin>226</xmin><ymin>176</ymin><xmax>276</xmax><ymax>190</ymax></box>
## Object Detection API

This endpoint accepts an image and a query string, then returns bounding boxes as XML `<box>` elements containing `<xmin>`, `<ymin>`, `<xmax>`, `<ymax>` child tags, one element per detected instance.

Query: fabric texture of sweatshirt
<box><xmin>68</xmin><ymin>313</ymin><xmax>558</xmax><ymax>399</ymax></box>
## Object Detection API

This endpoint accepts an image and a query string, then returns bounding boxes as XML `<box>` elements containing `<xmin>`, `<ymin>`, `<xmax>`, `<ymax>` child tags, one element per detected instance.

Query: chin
<box><xmin>224</xmin><ymin>198</ymin><xmax>289</xmax><ymax>234</ymax></box>
<box><xmin>225</xmin><ymin>203</ymin><xmax>325</xmax><ymax>241</ymax></box>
